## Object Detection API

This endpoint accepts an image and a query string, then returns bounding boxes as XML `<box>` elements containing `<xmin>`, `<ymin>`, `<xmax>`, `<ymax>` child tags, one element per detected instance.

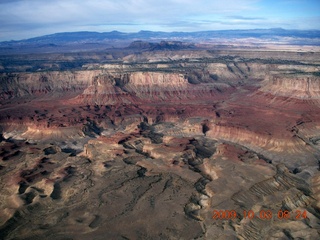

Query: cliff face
<box><xmin>260</xmin><ymin>75</ymin><xmax>320</xmax><ymax>99</ymax></box>
<box><xmin>0</xmin><ymin>71</ymin><xmax>97</xmax><ymax>100</ymax></box>
<box><xmin>2</xmin><ymin>59</ymin><xmax>319</xmax><ymax>102</ymax></box>
<box><xmin>0</xmin><ymin>69</ymin><xmax>232</xmax><ymax>105</ymax></box>
<box><xmin>77</xmin><ymin>72</ymin><xmax>193</xmax><ymax>104</ymax></box>
<box><xmin>1</xmin><ymin>58</ymin><xmax>320</xmax><ymax>150</ymax></box>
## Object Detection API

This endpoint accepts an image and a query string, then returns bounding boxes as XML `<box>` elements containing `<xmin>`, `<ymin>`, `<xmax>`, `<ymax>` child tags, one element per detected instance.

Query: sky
<box><xmin>0</xmin><ymin>0</ymin><xmax>319</xmax><ymax>41</ymax></box>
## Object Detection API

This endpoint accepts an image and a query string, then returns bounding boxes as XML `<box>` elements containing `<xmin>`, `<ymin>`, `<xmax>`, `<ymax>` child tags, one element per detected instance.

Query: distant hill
<box><xmin>127</xmin><ymin>40</ymin><xmax>195</xmax><ymax>50</ymax></box>
<box><xmin>1</xmin><ymin>29</ymin><xmax>320</xmax><ymax>45</ymax></box>
<box><xmin>0</xmin><ymin>29</ymin><xmax>319</xmax><ymax>54</ymax></box>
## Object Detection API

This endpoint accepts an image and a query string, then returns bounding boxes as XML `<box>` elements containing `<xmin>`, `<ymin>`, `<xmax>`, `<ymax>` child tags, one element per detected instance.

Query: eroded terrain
<box><xmin>0</xmin><ymin>47</ymin><xmax>320</xmax><ymax>239</ymax></box>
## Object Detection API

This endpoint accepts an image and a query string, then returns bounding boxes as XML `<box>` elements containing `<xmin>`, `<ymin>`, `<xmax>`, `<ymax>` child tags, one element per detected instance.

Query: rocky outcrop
<box><xmin>0</xmin><ymin>71</ymin><xmax>96</xmax><ymax>100</ymax></box>
<box><xmin>260</xmin><ymin>75</ymin><xmax>320</xmax><ymax>99</ymax></box>
<box><xmin>0</xmin><ymin>69</ymin><xmax>230</xmax><ymax>105</ymax></box>
<box><xmin>76</xmin><ymin>71</ymin><xmax>192</xmax><ymax>104</ymax></box>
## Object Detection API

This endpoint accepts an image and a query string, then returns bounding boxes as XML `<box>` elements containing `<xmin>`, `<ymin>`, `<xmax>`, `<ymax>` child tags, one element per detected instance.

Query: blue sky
<box><xmin>0</xmin><ymin>0</ymin><xmax>319</xmax><ymax>41</ymax></box>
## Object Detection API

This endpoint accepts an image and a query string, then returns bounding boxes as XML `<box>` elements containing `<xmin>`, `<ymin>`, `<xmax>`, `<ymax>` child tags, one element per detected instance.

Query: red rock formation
<box><xmin>1</xmin><ymin>49</ymin><xmax>320</xmax><ymax>239</ymax></box>
<box><xmin>259</xmin><ymin>75</ymin><xmax>320</xmax><ymax>99</ymax></box>
<box><xmin>0</xmin><ymin>52</ymin><xmax>319</xmax><ymax>167</ymax></box>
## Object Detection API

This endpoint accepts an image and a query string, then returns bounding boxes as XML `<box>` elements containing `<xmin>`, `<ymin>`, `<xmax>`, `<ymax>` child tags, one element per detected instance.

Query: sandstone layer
<box><xmin>0</xmin><ymin>48</ymin><xmax>320</xmax><ymax>239</ymax></box>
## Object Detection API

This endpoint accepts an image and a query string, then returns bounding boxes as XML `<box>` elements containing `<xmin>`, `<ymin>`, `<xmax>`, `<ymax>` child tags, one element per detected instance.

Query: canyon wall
<box><xmin>260</xmin><ymin>75</ymin><xmax>320</xmax><ymax>99</ymax></box>
<box><xmin>1</xmin><ymin>61</ymin><xmax>319</xmax><ymax>102</ymax></box>
<box><xmin>1</xmin><ymin>58</ymin><xmax>319</xmax><ymax>152</ymax></box>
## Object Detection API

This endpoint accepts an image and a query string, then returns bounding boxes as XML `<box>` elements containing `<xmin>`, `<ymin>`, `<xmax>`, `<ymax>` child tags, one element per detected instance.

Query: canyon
<box><xmin>0</xmin><ymin>44</ymin><xmax>320</xmax><ymax>239</ymax></box>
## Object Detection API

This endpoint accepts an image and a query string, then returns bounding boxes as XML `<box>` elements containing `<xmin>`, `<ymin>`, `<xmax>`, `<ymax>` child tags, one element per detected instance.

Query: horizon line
<box><xmin>2</xmin><ymin>28</ymin><xmax>320</xmax><ymax>43</ymax></box>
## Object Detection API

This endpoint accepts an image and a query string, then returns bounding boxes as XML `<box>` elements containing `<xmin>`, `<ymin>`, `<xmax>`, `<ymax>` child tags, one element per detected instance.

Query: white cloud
<box><xmin>0</xmin><ymin>0</ymin><xmax>259</xmax><ymax>25</ymax></box>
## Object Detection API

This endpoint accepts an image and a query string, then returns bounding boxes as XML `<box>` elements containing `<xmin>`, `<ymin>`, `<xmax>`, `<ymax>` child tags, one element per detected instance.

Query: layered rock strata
<box><xmin>0</xmin><ymin>50</ymin><xmax>320</xmax><ymax>239</ymax></box>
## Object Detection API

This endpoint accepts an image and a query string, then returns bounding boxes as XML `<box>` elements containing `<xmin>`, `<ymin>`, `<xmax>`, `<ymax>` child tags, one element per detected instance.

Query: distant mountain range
<box><xmin>0</xmin><ymin>29</ymin><xmax>319</xmax><ymax>54</ymax></box>
<box><xmin>1</xmin><ymin>28</ymin><xmax>320</xmax><ymax>45</ymax></box>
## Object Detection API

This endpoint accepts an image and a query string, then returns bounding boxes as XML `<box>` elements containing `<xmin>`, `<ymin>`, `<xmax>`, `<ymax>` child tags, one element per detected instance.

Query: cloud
<box><xmin>1</xmin><ymin>0</ymin><xmax>258</xmax><ymax>24</ymax></box>
<box><xmin>0</xmin><ymin>0</ymin><xmax>24</xmax><ymax>3</ymax></box>
<box><xmin>227</xmin><ymin>15</ymin><xmax>266</xmax><ymax>20</ymax></box>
